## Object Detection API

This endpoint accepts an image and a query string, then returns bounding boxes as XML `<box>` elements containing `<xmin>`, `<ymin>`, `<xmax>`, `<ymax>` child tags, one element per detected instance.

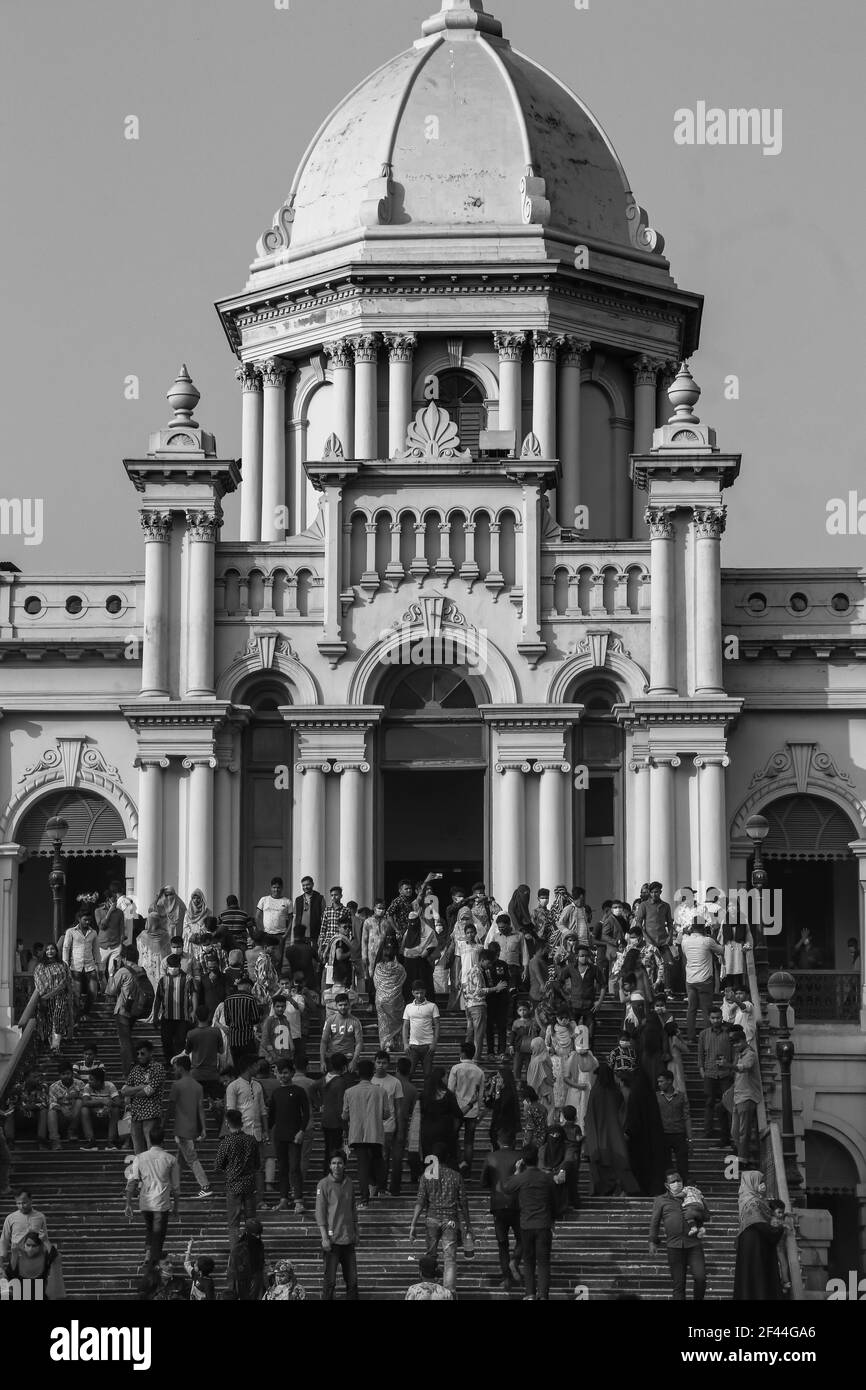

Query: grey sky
<box><xmin>2</xmin><ymin>0</ymin><xmax>864</xmax><ymax>571</ymax></box>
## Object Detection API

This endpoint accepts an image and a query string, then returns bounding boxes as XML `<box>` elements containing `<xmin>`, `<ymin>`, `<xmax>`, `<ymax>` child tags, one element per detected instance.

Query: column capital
<box><xmin>645</xmin><ymin>505</ymin><xmax>676</xmax><ymax>540</ymax></box>
<box><xmin>693</xmin><ymin>755</ymin><xmax>731</xmax><ymax>769</ymax></box>
<box><xmin>182</xmin><ymin>755</ymin><xmax>218</xmax><ymax>771</ymax></box>
<box><xmin>349</xmin><ymin>333</ymin><xmax>381</xmax><ymax>364</ymax></box>
<box><xmin>495</xmin><ymin>761</ymin><xmax>534</xmax><ymax>774</ymax></box>
<box><xmin>260</xmin><ymin>357</ymin><xmax>292</xmax><ymax>389</ymax></box>
<box><xmin>235</xmin><ymin>363</ymin><xmax>263</xmax><ymax>393</ymax></box>
<box><xmin>693</xmin><ymin>505</ymin><xmax>727</xmax><ymax>539</ymax></box>
<box><xmin>139</xmin><ymin>509</ymin><xmax>172</xmax><ymax>542</ymax></box>
<box><xmin>331</xmin><ymin>761</ymin><xmax>371</xmax><ymax>775</ymax></box>
<box><xmin>633</xmin><ymin>355</ymin><xmax>665</xmax><ymax>388</ymax></box>
<box><xmin>185</xmin><ymin>507</ymin><xmax>222</xmax><ymax>542</ymax></box>
<box><xmin>294</xmin><ymin>762</ymin><xmax>331</xmax><ymax>775</ymax></box>
<box><xmin>383</xmin><ymin>332</ymin><xmax>417</xmax><ymax>363</ymax></box>
<box><xmin>493</xmin><ymin>330</ymin><xmax>527</xmax><ymax>362</ymax></box>
<box><xmin>534</xmin><ymin>761</ymin><xmax>572</xmax><ymax>773</ymax></box>
<box><xmin>559</xmin><ymin>336</ymin><xmax>591</xmax><ymax>367</ymax></box>
<box><xmin>323</xmin><ymin>338</ymin><xmax>355</xmax><ymax>369</ymax></box>
<box><xmin>134</xmin><ymin>754</ymin><xmax>170</xmax><ymax>770</ymax></box>
<box><xmin>531</xmin><ymin>330</ymin><xmax>559</xmax><ymax>363</ymax></box>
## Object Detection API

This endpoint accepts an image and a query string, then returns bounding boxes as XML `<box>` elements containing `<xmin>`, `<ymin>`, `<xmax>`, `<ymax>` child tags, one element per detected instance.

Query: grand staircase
<box><xmin>4</xmin><ymin>993</ymin><xmax>740</xmax><ymax>1300</ymax></box>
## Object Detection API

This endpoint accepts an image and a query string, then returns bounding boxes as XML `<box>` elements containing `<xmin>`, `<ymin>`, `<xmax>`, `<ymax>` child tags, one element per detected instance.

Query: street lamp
<box><xmin>46</xmin><ymin>815</ymin><xmax>69</xmax><ymax>943</ymax></box>
<box><xmin>745</xmin><ymin>813</ymin><xmax>770</xmax><ymax>995</ymax></box>
<box><xmin>768</xmin><ymin>969</ymin><xmax>803</xmax><ymax>1192</ymax></box>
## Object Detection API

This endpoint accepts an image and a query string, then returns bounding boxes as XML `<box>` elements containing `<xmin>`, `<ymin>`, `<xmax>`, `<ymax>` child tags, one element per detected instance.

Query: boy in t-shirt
<box><xmin>508</xmin><ymin>1001</ymin><xmax>540</xmax><ymax>1080</ymax></box>
<box><xmin>184</xmin><ymin>1240</ymin><xmax>217</xmax><ymax>1300</ymax></box>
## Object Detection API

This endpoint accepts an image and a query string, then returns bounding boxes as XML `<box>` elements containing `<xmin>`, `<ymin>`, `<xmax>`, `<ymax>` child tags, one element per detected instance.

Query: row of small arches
<box><xmin>546</xmin><ymin>564</ymin><xmax>649</xmax><ymax>617</ymax></box>
<box><xmin>220</xmin><ymin>567</ymin><xmax>323</xmax><ymax>618</ymax></box>
<box><xmin>348</xmin><ymin>508</ymin><xmax>519</xmax><ymax>589</ymax></box>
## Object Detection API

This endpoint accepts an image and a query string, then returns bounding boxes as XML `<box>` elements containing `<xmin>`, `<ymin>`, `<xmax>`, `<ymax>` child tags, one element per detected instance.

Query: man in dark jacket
<box><xmin>267</xmin><ymin>1061</ymin><xmax>311</xmax><ymax>1214</ymax></box>
<box><xmin>648</xmin><ymin>1168</ymin><xmax>710</xmax><ymax>1300</ymax></box>
<box><xmin>502</xmin><ymin>1145</ymin><xmax>557</xmax><ymax>1300</ymax></box>
<box><xmin>482</xmin><ymin>1129</ymin><xmax>522</xmax><ymax>1290</ymax></box>
<box><xmin>293</xmin><ymin>876</ymin><xmax>325</xmax><ymax>949</ymax></box>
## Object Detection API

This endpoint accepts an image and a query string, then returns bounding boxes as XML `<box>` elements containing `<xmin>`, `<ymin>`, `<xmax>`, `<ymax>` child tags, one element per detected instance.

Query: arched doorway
<box><xmin>241</xmin><ymin>683</ymin><xmax>293</xmax><ymax>908</ymax></box>
<box><xmin>805</xmin><ymin>1131</ymin><xmax>863</xmax><ymax>1279</ymax></box>
<box><xmin>568</xmin><ymin>680</ymin><xmax>625</xmax><ymax>908</ymax></box>
<box><xmin>16</xmin><ymin>790</ymin><xmax>126</xmax><ymax>945</ymax></box>
<box><xmin>426</xmin><ymin>370</ymin><xmax>486</xmax><ymax>453</ymax></box>
<box><xmin>744</xmin><ymin>794</ymin><xmax>860</xmax><ymax>973</ymax></box>
<box><xmin>379</xmin><ymin>665</ymin><xmax>487</xmax><ymax>900</ymax></box>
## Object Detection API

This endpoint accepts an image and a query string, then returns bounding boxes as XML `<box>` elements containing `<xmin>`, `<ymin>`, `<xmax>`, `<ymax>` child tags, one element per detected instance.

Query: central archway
<box><xmin>377</xmin><ymin>664</ymin><xmax>488</xmax><ymax>900</ymax></box>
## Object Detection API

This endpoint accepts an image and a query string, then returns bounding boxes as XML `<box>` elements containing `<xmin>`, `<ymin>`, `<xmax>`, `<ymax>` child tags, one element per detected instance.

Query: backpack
<box><xmin>127</xmin><ymin>970</ymin><xmax>155</xmax><ymax>1020</ymax></box>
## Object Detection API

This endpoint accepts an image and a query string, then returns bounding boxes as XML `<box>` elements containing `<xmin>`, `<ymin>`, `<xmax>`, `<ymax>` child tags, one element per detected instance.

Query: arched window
<box><xmin>431</xmin><ymin>370</ymin><xmax>486</xmax><ymax>453</ymax></box>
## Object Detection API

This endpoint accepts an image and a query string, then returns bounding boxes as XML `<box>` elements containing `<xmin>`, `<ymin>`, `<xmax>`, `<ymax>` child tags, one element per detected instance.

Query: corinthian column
<box><xmin>693</xmin><ymin>507</ymin><xmax>726</xmax><ymax>693</ymax></box>
<box><xmin>351</xmin><ymin>334</ymin><xmax>380</xmax><ymax>460</ymax></box>
<box><xmin>237</xmin><ymin>364</ymin><xmax>263</xmax><ymax>542</ymax></box>
<box><xmin>538</xmin><ymin>762</ymin><xmax>570</xmax><ymax>890</ymax></box>
<box><xmin>558</xmin><ymin>337</ymin><xmax>589</xmax><ymax>529</ymax></box>
<box><xmin>646</xmin><ymin>506</ymin><xmax>676</xmax><ymax>694</ymax></box>
<box><xmin>493</xmin><ymin>331</ymin><xmax>526</xmax><ymax>445</ymax></box>
<box><xmin>325</xmin><ymin>339</ymin><xmax>355</xmax><ymax>457</ymax></box>
<box><xmin>261</xmin><ymin>359</ymin><xmax>288</xmax><ymax>542</ymax></box>
<box><xmin>695</xmin><ymin>756</ymin><xmax>729</xmax><ymax>891</ymax></box>
<box><xmin>184</xmin><ymin>508</ymin><xmax>221</xmax><ymax>697</ymax></box>
<box><xmin>139</xmin><ymin>510</ymin><xmax>172</xmax><ymax>698</ymax></box>
<box><xmin>384</xmin><ymin>334</ymin><xmax>417</xmax><ymax>456</ymax></box>
<box><xmin>531</xmin><ymin>332</ymin><xmax>558</xmax><ymax>458</ymax></box>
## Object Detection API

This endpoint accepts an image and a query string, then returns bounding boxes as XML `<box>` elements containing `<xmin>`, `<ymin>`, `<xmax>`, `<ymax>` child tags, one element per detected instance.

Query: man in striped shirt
<box><xmin>222</xmin><ymin>978</ymin><xmax>262</xmax><ymax>1064</ymax></box>
<box><xmin>153</xmin><ymin>955</ymin><xmax>195</xmax><ymax>1065</ymax></box>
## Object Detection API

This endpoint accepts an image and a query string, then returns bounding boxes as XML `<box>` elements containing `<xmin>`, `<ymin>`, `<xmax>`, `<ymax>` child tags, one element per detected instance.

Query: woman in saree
<box><xmin>733</xmin><ymin>1170</ymin><xmax>785</xmax><ymax>1301</ymax></box>
<box><xmin>399</xmin><ymin>910</ymin><xmax>436</xmax><ymax>999</ymax></box>
<box><xmin>33</xmin><ymin>942</ymin><xmax>72</xmax><ymax>1054</ymax></box>
<box><xmin>583</xmin><ymin>1061</ymin><xmax>640</xmax><ymax>1196</ymax></box>
<box><xmin>136</xmin><ymin>908</ymin><xmax>172</xmax><ymax>996</ymax></box>
<box><xmin>525</xmin><ymin>1036</ymin><xmax>556</xmax><ymax>1118</ymax></box>
<box><xmin>561</xmin><ymin>1033</ymin><xmax>598</xmax><ymax>1132</ymax></box>
<box><xmin>183</xmin><ymin>889</ymin><xmax>217</xmax><ymax>964</ymax></box>
<box><xmin>373</xmin><ymin>939</ymin><xmax>407</xmax><ymax>1051</ymax></box>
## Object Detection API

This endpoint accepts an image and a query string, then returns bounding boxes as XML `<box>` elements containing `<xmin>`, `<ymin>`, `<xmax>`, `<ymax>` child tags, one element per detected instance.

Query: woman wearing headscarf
<box><xmin>507</xmin><ymin>884</ymin><xmax>535</xmax><ymax>958</ymax></box>
<box><xmin>419</xmin><ymin>1068</ymin><xmax>463</xmax><ymax>1168</ymax></box>
<box><xmin>373</xmin><ymin>938</ymin><xmax>407</xmax><ymax>1051</ymax></box>
<box><xmin>620</xmin><ymin>930</ymin><xmax>654</xmax><ymax>1005</ymax></box>
<box><xmin>583</xmin><ymin>1061</ymin><xmax>640</xmax><ymax>1196</ymax></box>
<box><xmin>539</xmin><ymin>1120</ymin><xmax>571</xmax><ymax>1217</ymax></box>
<box><xmin>733</xmin><ymin>1170</ymin><xmax>785</xmax><ymax>1300</ymax></box>
<box><xmin>718</xmin><ymin>914</ymin><xmax>752</xmax><ymax>992</ymax></box>
<box><xmin>637</xmin><ymin>1006</ymin><xmax>667</xmax><ymax>1086</ymax></box>
<box><xmin>548</xmin><ymin>886</ymin><xmax>573</xmax><ymax>963</ymax></box>
<box><xmin>136</xmin><ymin>907</ymin><xmax>172</xmax><ymax>996</ymax></box>
<box><xmin>487</xmin><ymin>1062</ymin><xmax>521</xmax><ymax>1150</ymax></box>
<box><xmin>183</xmin><ymin>889</ymin><xmax>216</xmax><ymax>961</ymax></box>
<box><xmin>263</xmin><ymin>1258</ymin><xmax>307</xmax><ymax>1301</ymax></box>
<box><xmin>33</xmin><ymin>942</ymin><xmax>72</xmax><ymax>1054</ymax></box>
<box><xmin>400</xmin><ymin>910</ymin><xmax>437</xmax><ymax>999</ymax></box>
<box><xmin>155</xmin><ymin>886</ymin><xmax>186</xmax><ymax>940</ymax></box>
<box><xmin>561</xmin><ymin>1028</ymin><xmax>598</xmax><ymax>1132</ymax></box>
<box><xmin>526</xmin><ymin>1036</ymin><xmax>555</xmax><ymax>1118</ymax></box>
<box><xmin>622</xmin><ymin>1066</ymin><xmax>667</xmax><ymax>1196</ymax></box>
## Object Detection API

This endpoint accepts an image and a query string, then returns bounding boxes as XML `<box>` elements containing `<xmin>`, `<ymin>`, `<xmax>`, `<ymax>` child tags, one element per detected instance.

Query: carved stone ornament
<box><xmin>389</xmin><ymin>591</ymin><xmax>471</xmax><ymax>639</ymax></box>
<box><xmin>749</xmin><ymin>742</ymin><xmax>854</xmax><ymax>795</ymax></box>
<box><xmin>322</xmin><ymin>434</ymin><xmax>344</xmax><ymax>460</ymax></box>
<box><xmin>256</xmin><ymin>197</ymin><xmax>295</xmax><ymax>257</ymax></box>
<box><xmin>645</xmin><ymin>506</ymin><xmax>675</xmax><ymax>540</ymax></box>
<box><xmin>139</xmin><ymin>510</ymin><xmax>172</xmax><ymax>542</ymax></box>
<box><xmin>4</xmin><ymin>738</ymin><xmax>138</xmax><ymax>838</ymax></box>
<box><xmin>186</xmin><ymin>508</ymin><xmax>222</xmax><ymax>542</ymax></box>
<box><xmin>260</xmin><ymin>358</ymin><xmax>289</xmax><ymax>389</ymax></box>
<box><xmin>235</xmin><ymin>631</ymin><xmax>296</xmax><ymax>671</ymax></box>
<box><xmin>360</xmin><ymin>163</ymin><xmax>395</xmax><ymax>228</ymax></box>
<box><xmin>520</xmin><ymin>431</ymin><xmax>543</xmax><ymax>458</ymax></box>
<box><xmin>633</xmin><ymin>356</ymin><xmax>662</xmax><ymax>388</ymax></box>
<box><xmin>567</xmin><ymin>631</ymin><xmax>630</xmax><ymax>668</ymax></box>
<box><xmin>236</xmin><ymin>363</ymin><xmax>262</xmax><ymax>393</ymax></box>
<box><xmin>350</xmin><ymin>334</ymin><xmax>381</xmax><ymax>364</ymax></box>
<box><xmin>383</xmin><ymin>333</ymin><xmax>417</xmax><ymax>363</ymax></box>
<box><xmin>520</xmin><ymin>168</ymin><xmax>551</xmax><ymax>225</ymax></box>
<box><xmin>625</xmin><ymin>194</ymin><xmax>666</xmax><ymax>255</ymax></box>
<box><xmin>324</xmin><ymin>339</ymin><xmax>354</xmax><ymax>370</ymax></box>
<box><xmin>693</xmin><ymin>506</ymin><xmax>726</xmax><ymax>539</ymax></box>
<box><xmin>395</xmin><ymin>400</ymin><xmax>471</xmax><ymax>462</ymax></box>
<box><xmin>560</xmin><ymin>337</ymin><xmax>591</xmax><ymax>367</ymax></box>
<box><xmin>493</xmin><ymin>330</ymin><xmax>527</xmax><ymax>362</ymax></box>
<box><xmin>532</xmin><ymin>331</ymin><xmax>559</xmax><ymax>363</ymax></box>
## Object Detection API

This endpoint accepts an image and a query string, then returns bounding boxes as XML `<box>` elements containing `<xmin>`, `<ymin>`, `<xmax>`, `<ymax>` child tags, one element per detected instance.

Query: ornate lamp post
<box><xmin>768</xmin><ymin>969</ymin><xmax>803</xmax><ymax>1192</ymax></box>
<box><xmin>745</xmin><ymin>812</ymin><xmax>770</xmax><ymax>996</ymax></box>
<box><xmin>46</xmin><ymin>815</ymin><xmax>69</xmax><ymax>943</ymax></box>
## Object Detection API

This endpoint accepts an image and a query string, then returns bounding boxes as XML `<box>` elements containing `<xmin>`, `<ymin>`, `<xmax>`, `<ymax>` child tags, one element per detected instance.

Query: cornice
<box><xmin>278</xmin><ymin>706</ymin><xmax>384</xmax><ymax>728</ymax></box>
<box><xmin>121</xmin><ymin>701</ymin><xmax>232</xmax><ymax>731</ymax></box>
<box><xmin>478</xmin><ymin>703</ymin><xmax>584</xmax><ymax>727</ymax></box>
<box><xmin>0</xmin><ymin>642</ymin><xmax>138</xmax><ymax>663</ymax></box>
<box><xmin>620</xmin><ymin>696</ymin><xmax>743</xmax><ymax>727</ymax></box>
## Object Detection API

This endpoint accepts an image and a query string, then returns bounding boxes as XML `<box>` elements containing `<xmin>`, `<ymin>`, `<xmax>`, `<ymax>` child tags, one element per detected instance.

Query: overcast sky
<box><xmin>2</xmin><ymin>0</ymin><xmax>864</xmax><ymax>572</ymax></box>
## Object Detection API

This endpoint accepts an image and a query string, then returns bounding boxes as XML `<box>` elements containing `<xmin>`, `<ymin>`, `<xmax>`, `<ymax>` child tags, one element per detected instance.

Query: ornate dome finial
<box><xmin>421</xmin><ymin>0</ymin><xmax>503</xmax><ymax>39</ymax></box>
<box><xmin>166</xmin><ymin>364</ymin><xmax>201</xmax><ymax>426</ymax></box>
<box><xmin>667</xmin><ymin>361</ymin><xmax>701</xmax><ymax>424</ymax></box>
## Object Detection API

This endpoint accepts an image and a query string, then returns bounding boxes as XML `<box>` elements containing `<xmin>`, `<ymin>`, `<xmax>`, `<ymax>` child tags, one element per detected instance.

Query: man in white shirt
<box><xmin>680</xmin><ymin>921</ymin><xmax>724</xmax><ymax>1043</ymax></box>
<box><xmin>447</xmin><ymin>1041</ymin><xmax>485</xmax><ymax>1178</ymax></box>
<box><xmin>62</xmin><ymin>911</ymin><xmax>102</xmax><ymax>1015</ymax></box>
<box><xmin>256</xmin><ymin>876</ymin><xmax>292</xmax><ymax>970</ymax></box>
<box><xmin>402</xmin><ymin>981</ymin><xmax>440</xmax><ymax>1080</ymax></box>
<box><xmin>123</xmin><ymin>1124</ymin><xmax>180</xmax><ymax>1263</ymax></box>
<box><xmin>372</xmin><ymin>1050</ymin><xmax>404</xmax><ymax>1189</ymax></box>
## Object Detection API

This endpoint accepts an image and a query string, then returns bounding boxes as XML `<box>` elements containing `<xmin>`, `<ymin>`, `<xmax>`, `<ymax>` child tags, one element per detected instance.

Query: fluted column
<box><xmin>136</xmin><ymin>757</ymin><xmax>167</xmax><ymax>912</ymax></box>
<box><xmin>628</xmin><ymin>758</ymin><xmax>651</xmax><ymax>896</ymax></box>
<box><xmin>695</xmin><ymin>757</ymin><xmax>729</xmax><ymax>892</ymax></box>
<box><xmin>338</xmin><ymin>765</ymin><xmax>368</xmax><ymax>906</ymax></box>
<box><xmin>352</xmin><ymin>334</ymin><xmax>380</xmax><ymax>460</ymax></box>
<box><xmin>694</xmin><ymin>507</ymin><xmax>726</xmax><ymax>693</ymax></box>
<box><xmin>261</xmin><ymin>358</ymin><xmax>288</xmax><ymax>543</ymax></box>
<box><xmin>184</xmin><ymin>508</ymin><xmax>221</xmax><ymax>697</ymax></box>
<box><xmin>531</xmin><ymin>332</ymin><xmax>558</xmax><ymax>458</ymax></box>
<box><xmin>237</xmin><ymin>364</ymin><xmax>263</xmax><ymax>542</ymax></box>
<box><xmin>633</xmin><ymin>357</ymin><xmax>660</xmax><ymax>537</ymax></box>
<box><xmin>495</xmin><ymin>765</ymin><xmax>526</xmax><ymax>899</ymax></box>
<box><xmin>139</xmin><ymin>510</ymin><xmax>172</xmax><ymax>698</ymax></box>
<box><xmin>649</xmin><ymin>756</ymin><xmax>678</xmax><ymax>900</ymax></box>
<box><xmin>646</xmin><ymin>506</ymin><xmax>677</xmax><ymax>694</ymax></box>
<box><xmin>385</xmin><ymin>333</ymin><xmax>417</xmax><ymax>456</ymax></box>
<box><xmin>494</xmin><ymin>331</ymin><xmax>526</xmax><ymax>445</ymax></box>
<box><xmin>184</xmin><ymin>756</ymin><xmax>216</xmax><ymax>906</ymax></box>
<box><xmin>538</xmin><ymin>762</ymin><xmax>570</xmax><ymax>890</ymax></box>
<box><xmin>558</xmin><ymin>337</ymin><xmax>589</xmax><ymax>528</ymax></box>
<box><xmin>297</xmin><ymin>765</ymin><xmax>327</xmax><ymax>890</ymax></box>
<box><xmin>325</xmin><ymin>339</ymin><xmax>355</xmax><ymax>457</ymax></box>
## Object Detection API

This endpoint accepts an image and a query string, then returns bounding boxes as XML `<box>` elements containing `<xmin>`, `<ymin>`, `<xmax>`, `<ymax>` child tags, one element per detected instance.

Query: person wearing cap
<box><xmin>402</xmin><ymin>980</ymin><xmax>440</xmax><ymax>1080</ymax></box>
<box><xmin>320</xmin><ymin>993</ymin><xmax>363</xmax><ymax>1074</ymax></box>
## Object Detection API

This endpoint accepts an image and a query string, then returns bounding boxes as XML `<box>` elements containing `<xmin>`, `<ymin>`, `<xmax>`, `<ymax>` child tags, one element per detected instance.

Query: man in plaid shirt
<box><xmin>318</xmin><ymin>886</ymin><xmax>352</xmax><ymax>964</ymax></box>
<box><xmin>215</xmin><ymin>1107</ymin><xmax>261</xmax><ymax>1245</ymax></box>
<box><xmin>408</xmin><ymin>1145</ymin><xmax>473</xmax><ymax>1294</ymax></box>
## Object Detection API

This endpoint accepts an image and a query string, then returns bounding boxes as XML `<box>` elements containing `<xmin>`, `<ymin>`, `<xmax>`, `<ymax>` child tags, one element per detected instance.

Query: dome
<box><xmin>255</xmin><ymin>0</ymin><xmax>663</xmax><ymax>264</ymax></box>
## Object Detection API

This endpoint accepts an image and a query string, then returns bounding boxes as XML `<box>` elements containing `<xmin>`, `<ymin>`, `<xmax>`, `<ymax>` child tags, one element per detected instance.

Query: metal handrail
<box><xmin>0</xmin><ymin>986</ymin><xmax>41</xmax><ymax>1104</ymax></box>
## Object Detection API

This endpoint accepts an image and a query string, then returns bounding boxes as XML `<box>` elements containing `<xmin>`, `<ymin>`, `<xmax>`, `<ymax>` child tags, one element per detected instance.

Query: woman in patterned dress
<box><xmin>33</xmin><ymin>943</ymin><xmax>72</xmax><ymax>1054</ymax></box>
<box><xmin>372</xmin><ymin>940</ymin><xmax>407</xmax><ymax>1051</ymax></box>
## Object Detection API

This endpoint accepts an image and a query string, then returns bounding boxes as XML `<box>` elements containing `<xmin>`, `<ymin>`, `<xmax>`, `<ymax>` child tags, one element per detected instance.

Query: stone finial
<box><xmin>667</xmin><ymin>362</ymin><xmax>701</xmax><ymax>423</ymax></box>
<box><xmin>166</xmin><ymin>365</ymin><xmax>200</xmax><ymax>426</ymax></box>
<box><xmin>421</xmin><ymin>0</ymin><xmax>503</xmax><ymax>38</ymax></box>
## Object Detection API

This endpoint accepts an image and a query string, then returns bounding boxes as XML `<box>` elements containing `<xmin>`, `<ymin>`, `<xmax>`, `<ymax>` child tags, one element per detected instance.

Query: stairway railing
<box><xmin>0</xmin><ymin>987</ymin><xmax>40</xmax><ymax>1105</ymax></box>
<box><xmin>746</xmin><ymin>947</ymin><xmax>805</xmax><ymax>1300</ymax></box>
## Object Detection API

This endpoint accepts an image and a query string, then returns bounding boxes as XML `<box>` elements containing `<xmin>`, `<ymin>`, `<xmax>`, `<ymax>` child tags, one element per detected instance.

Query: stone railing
<box><xmin>541</xmin><ymin>543</ymin><xmax>650</xmax><ymax>619</ymax></box>
<box><xmin>0</xmin><ymin>574</ymin><xmax>140</xmax><ymax>642</ymax></box>
<box><xmin>215</xmin><ymin>543</ymin><xmax>325</xmax><ymax>619</ymax></box>
<box><xmin>788</xmin><ymin>970</ymin><xmax>860</xmax><ymax>1023</ymax></box>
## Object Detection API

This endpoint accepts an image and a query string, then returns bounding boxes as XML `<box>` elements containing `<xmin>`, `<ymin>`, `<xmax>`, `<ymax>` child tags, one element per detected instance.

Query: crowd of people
<box><xmin>0</xmin><ymin>874</ymin><xmax>793</xmax><ymax>1300</ymax></box>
